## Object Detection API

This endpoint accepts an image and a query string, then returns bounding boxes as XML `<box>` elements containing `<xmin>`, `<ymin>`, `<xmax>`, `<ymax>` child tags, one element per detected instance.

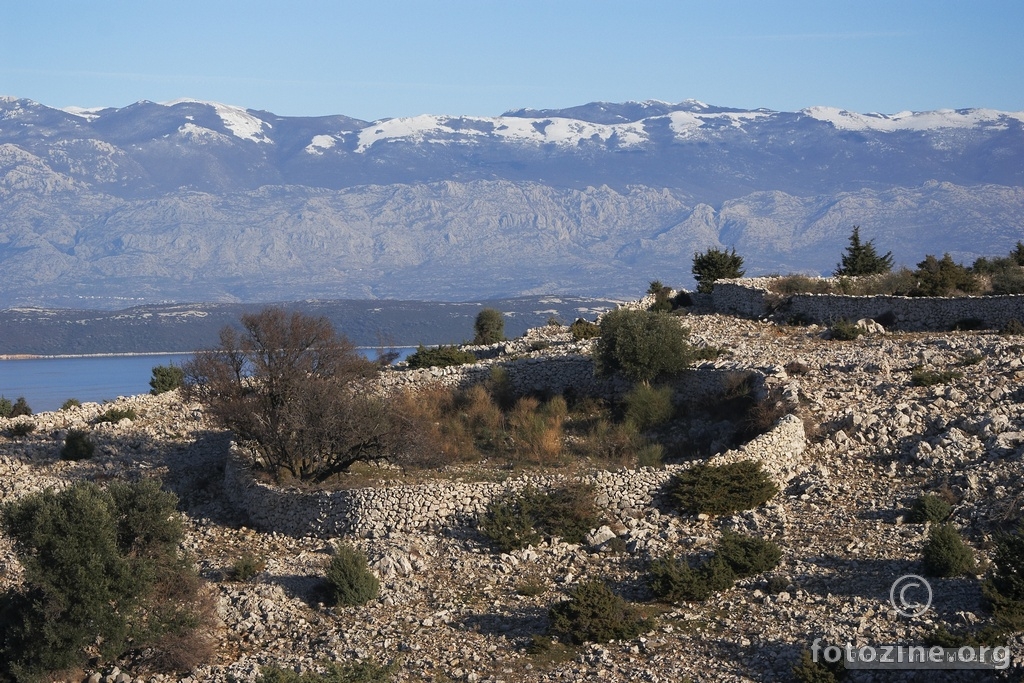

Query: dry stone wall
<box><xmin>710</xmin><ymin>277</ymin><xmax>1024</xmax><ymax>331</ymax></box>
<box><xmin>222</xmin><ymin>410</ymin><xmax>806</xmax><ymax>539</ymax></box>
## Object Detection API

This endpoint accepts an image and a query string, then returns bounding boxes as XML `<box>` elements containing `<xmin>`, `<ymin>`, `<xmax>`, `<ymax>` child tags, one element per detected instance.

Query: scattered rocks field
<box><xmin>3</xmin><ymin>312</ymin><xmax>1024</xmax><ymax>682</ymax></box>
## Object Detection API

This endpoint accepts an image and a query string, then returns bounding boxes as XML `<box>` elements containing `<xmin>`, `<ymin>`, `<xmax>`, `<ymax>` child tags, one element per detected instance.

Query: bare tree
<box><xmin>183</xmin><ymin>307</ymin><xmax>411</xmax><ymax>482</ymax></box>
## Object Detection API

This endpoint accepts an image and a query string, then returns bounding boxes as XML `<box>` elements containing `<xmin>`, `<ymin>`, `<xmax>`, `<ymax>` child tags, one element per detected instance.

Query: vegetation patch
<box><xmin>667</xmin><ymin>460</ymin><xmax>779</xmax><ymax>517</ymax></box>
<box><xmin>906</xmin><ymin>493</ymin><xmax>952</xmax><ymax>524</ymax></box>
<box><xmin>479</xmin><ymin>484</ymin><xmax>602</xmax><ymax>552</ymax></box>
<box><xmin>96</xmin><ymin>406</ymin><xmax>138</xmax><ymax>423</ymax></box>
<box><xmin>547</xmin><ymin>580</ymin><xmax>651</xmax><ymax>644</ymax></box>
<box><xmin>910</xmin><ymin>365</ymin><xmax>962</xmax><ymax>387</ymax></box>
<box><xmin>324</xmin><ymin>543</ymin><xmax>379</xmax><ymax>607</ymax></box>
<box><xmin>406</xmin><ymin>343</ymin><xmax>477</xmax><ymax>369</ymax></box>
<box><xmin>60</xmin><ymin>429</ymin><xmax>95</xmax><ymax>460</ymax></box>
<box><xmin>921</xmin><ymin>524</ymin><xmax>975</xmax><ymax>577</ymax></box>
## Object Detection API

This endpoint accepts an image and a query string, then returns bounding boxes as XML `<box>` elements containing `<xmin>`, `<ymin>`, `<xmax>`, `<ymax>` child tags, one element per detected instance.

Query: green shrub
<box><xmin>0</xmin><ymin>479</ymin><xmax>208</xmax><ymax>680</ymax></box>
<box><xmin>473</xmin><ymin>308</ymin><xmax>506</xmax><ymax>345</ymax></box>
<box><xmin>911</xmin><ymin>365</ymin><xmax>962</xmax><ymax>387</ymax></box>
<box><xmin>648</xmin><ymin>280</ymin><xmax>674</xmax><ymax>313</ymax></box>
<box><xmin>231</xmin><ymin>552</ymin><xmax>267</xmax><ymax>582</ymax></box>
<box><xmin>324</xmin><ymin>543</ymin><xmax>379</xmax><ymax>607</ymax></box>
<box><xmin>648</xmin><ymin>554</ymin><xmax>736</xmax><ymax>602</ymax></box>
<box><xmin>150</xmin><ymin>364</ymin><xmax>185</xmax><ymax>395</ymax></box>
<box><xmin>96</xmin><ymin>406</ymin><xmax>138</xmax><ymax>423</ymax></box>
<box><xmin>9</xmin><ymin>422</ymin><xmax>35</xmax><ymax>437</ymax></box>
<box><xmin>569</xmin><ymin>318</ymin><xmax>600</xmax><ymax>341</ymax></box>
<box><xmin>668</xmin><ymin>460</ymin><xmax>778</xmax><ymax>517</ymax></box>
<box><xmin>60</xmin><ymin>429</ymin><xmax>95</xmax><ymax>460</ymax></box>
<box><xmin>715</xmin><ymin>531</ymin><xmax>783</xmax><ymax>578</ymax></box>
<box><xmin>922</xmin><ymin>524</ymin><xmax>975</xmax><ymax>577</ymax></box>
<box><xmin>958</xmin><ymin>351</ymin><xmax>985</xmax><ymax>366</ymax></box>
<box><xmin>913</xmin><ymin>254</ymin><xmax>979</xmax><ymax>296</ymax></box>
<box><xmin>635</xmin><ymin>443</ymin><xmax>665</xmax><ymax>469</ymax></box>
<box><xmin>622</xmin><ymin>383</ymin><xmax>674</xmax><ymax>431</ymax></box>
<box><xmin>10</xmin><ymin>397</ymin><xmax>32</xmax><ymax>418</ymax></box>
<box><xmin>828</xmin><ymin>319</ymin><xmax>863</xmax><ymax>341</ymax></box>
<box><xmin>906</xmin><ymin>493</ymin><xmax>952</xmax><ymax>524</ymax></box>
<box><xmin>0</xmin><ymin>397</ymin><xmax>11</xmax><ymax>418</ymax></box>
<box><xmin>480</xmin><ymin>485</ymin><xmax>601</xmax><ymax>552</ymax></box>
<box><xmin>769</xmin><ymin>275</ymin><xmax>834</xmax><ymax>295</ymax></box>
<box><xmin>60</xmin><ymin>398</ymin><xmax>81</xmax><ymax>410</ymax></box>
<box><xmin>547</xmin><ymin>580</ymin><xmax>651</xmax><ymax>644</ymax></box>
<box><xmin>988</xmin><ymin>526</ymin><xmax>1024</xmax><ymax>603</ymax></box>
<box><xmin>405</xmin><ymin>344</ymin><xmax>477</xmax><ymax>369</ymax></box>
<box><xmin>594</xmin><ymin>308</ymin><xmax>695</xmax><ymax>384</ymax></box>
<box><xmin>692</xmin><ymin>247</ymin><xmax>745</xmax><ymax>294</ymax></box>
<box><xmin>792</xmin><ymin>649</ymin><xmax>845</xmax><ymax>683</ymax></box>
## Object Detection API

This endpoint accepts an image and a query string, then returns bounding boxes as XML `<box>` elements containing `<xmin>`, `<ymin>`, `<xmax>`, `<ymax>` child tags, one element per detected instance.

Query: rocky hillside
<box><xmin>2</xmin><ymin>310</ymin><xmax>1024</xmax><ymax>681</ymax></box>
<box><xmin>1</xmin><ymin>97</ymin><xmax>1023</xmax><ymax>306</ymax></box>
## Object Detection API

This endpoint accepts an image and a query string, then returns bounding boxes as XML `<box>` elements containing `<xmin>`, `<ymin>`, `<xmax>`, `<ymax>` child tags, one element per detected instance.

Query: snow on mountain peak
<box><xmin>161</xmin><ymin>99</ymin><xmax>272</xmax><ymax>143</ymax></box>
<box><xmin>355</xmin><ymin>113</ymin><xmax>650</xmax><ymax>152</ymax></box>
<box><xmin>802</xmin><ymin>106</ymin><xmax>1024</xmax><ymax>131</ymax></box>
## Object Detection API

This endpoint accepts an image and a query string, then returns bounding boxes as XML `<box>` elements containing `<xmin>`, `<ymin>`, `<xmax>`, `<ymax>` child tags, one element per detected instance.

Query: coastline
<box><xmin>0</xmin><ymin>346</ymin><xmax>415</xmax><ymax>361</ymax></box>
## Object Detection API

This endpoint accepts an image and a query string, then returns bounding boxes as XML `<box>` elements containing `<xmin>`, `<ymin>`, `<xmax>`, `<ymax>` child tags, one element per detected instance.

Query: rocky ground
<box><xmin>3</xmin><ymin>312</ymin><xmax>1024</xmax><ymax>682</ymax></box>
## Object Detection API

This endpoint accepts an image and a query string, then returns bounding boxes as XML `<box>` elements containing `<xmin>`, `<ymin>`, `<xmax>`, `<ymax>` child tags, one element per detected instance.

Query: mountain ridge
<box><xmin>1</xmin><ymin>96</ymin><xmax>1022</xmax><ymax>308</ymax></box>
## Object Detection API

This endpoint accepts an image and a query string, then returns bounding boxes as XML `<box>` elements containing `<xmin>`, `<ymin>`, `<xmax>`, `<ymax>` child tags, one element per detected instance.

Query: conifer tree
<box><xmin>834</xmin><ymin>226</ymin><xmax>893</xmax><ymax>276</ymax></box>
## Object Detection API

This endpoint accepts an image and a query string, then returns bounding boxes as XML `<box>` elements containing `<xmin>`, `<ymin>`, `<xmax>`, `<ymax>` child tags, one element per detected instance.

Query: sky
<box><xmin>1</xmin><ymin>0</ymin><xmax>1022</xmax><ymax>121</ymax></box>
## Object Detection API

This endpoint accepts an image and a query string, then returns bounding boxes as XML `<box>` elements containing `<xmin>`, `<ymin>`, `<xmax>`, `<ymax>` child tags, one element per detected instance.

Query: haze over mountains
<box><xmin>1</xmin><ymin>96</ymin><xmax>1022</xmax><ymax>308</ymax></box>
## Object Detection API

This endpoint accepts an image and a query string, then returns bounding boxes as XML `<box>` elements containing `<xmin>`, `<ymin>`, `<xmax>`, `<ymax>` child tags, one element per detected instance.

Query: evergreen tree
<box><xmin>834</xmin><ymin>226</ymin><xmax>893</xmax><ymax>276</ymax></box>
<box><xmin>692</xmin><ymin>247</ymin><xmax>745</xmax><ymax>294</ymax></box>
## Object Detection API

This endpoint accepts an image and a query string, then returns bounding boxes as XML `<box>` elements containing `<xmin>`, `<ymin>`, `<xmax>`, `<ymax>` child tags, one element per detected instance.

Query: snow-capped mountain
<box><xmin>1</xmin><ymin>96</ymin><xmax>1022</xmax><ymax>307</ymax></box>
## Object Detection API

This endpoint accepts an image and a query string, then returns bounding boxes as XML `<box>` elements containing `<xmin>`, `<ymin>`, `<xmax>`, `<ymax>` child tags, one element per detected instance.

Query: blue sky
<box><xmin>2</xmin><ymin>0</ymin><xmax>1021</xmax><ymax>120</ymax></box>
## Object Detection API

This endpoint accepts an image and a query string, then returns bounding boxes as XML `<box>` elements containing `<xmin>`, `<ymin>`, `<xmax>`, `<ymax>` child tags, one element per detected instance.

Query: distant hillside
<box><xmin>1</xmin><ymin>97</ymin><xmax>1023</xmax><ymax>307</ymax></box>
<box><xmin>0</xmin><ymin>296</ymin><xmax>619</xmax><ymax>356</ymax></box>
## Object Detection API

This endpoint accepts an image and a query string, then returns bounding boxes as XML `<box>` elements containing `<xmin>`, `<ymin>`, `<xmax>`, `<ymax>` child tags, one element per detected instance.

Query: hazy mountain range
<box><xmin>1</xmin><ymin>96</ymin><xmax>1023</xmax><ymax>308</ymax></box>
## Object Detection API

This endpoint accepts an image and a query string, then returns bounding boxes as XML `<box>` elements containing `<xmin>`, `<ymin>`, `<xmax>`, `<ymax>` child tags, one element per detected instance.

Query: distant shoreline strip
<box><xmin>0</xmin><ymin>346</ymin><xmax>417</xmax><ymax>361</ymax></box>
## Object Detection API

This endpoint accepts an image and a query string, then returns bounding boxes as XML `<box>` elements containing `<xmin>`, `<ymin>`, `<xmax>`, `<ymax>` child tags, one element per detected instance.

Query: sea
<box><xmin>0</xmin><ymin>348</ymin><xmax>416</xmax><ymax>414</ymax></box>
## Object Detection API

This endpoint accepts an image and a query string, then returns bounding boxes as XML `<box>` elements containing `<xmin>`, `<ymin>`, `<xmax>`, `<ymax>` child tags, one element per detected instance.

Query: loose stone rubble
<box><xmin>3</xmin><ymin>310</ymin><xmax>1024</xmax><ymax>682</ymax></box>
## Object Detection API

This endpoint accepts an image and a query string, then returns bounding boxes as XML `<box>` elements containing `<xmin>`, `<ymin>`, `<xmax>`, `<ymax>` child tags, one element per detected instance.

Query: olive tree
<box><xmin>473</xmin><ymin>308</ymin><xmax>506</xmax><ymax>345</ymax></box>
<box><xmin>594</xmin><ymin>308</ymin><xmax>695</xmax><ymax>384</ymax></box>
<box><xmin>183</xmin><ymin>307</ymin><xmax>412</xmax><ymax>482</ymax></box>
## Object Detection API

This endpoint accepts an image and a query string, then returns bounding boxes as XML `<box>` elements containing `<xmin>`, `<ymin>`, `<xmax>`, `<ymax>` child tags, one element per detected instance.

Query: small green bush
<box><xmin>668</xmin><ymin>460</ymin><xmax>779</xmax><ymax>517</ymax></box>
<box><xmin>913</xmin><ymin>253</ymin><xmax>978</xmax><ymax>296</ymax></box>
<box><xmin>635</xmin><ymin>443</ymin><xmax>665</xmax><ymax>469</ymax></box>
<box><xmin>9</xmin><ymin>422</ymin><xmax>35</xmax><ymax>437</ymax></box>
<box><xmin>792</xmin><ymin>649</ymin><xmax>845</xmax><ymax>683</ymax></box>
<box><xmin>324</xmin><ymin>544</ymin><xmax>379</xmax><ymax>607</ymax></box>
<box><xmin>150</xmin><ymin>364</ymin><xmax>185</xmax><ymax>395</ymax></box>
<box><xmin>910</xmin><ymin>365</ymin><xmax>962</xmax><ymax>387</ymax></box>
<box><xmin>60</xmin><ymin>398</ymin><xmax>82</xmax><ymax>410</ymax></box>
<box><xmin>60</xmin><ymin>429</ymin><xmax>95</xmax><ymax>460</ymax></box>
<box><xmin>715</xmin><ymin>531</ymin><xmax>783</xmax><ymax>578</ymax></box>
<box><xmin>10</xmin><ymin>397</ymin><xmax>32</xmax><ymax>418</ymax></box>
<box><xmin>648</xmin><ymin>554</ymin><xmax>735</xmax><ymax>603</ymax></box>
<box><xmin>988</xmin><ymin>526</ymin><xmax>1024</xmax><ymax>603</ymax></box>
<box><xmin>622</xmin><ymin>383</ymin><xmax>674</xmax><ymax>431</ymax></box>
<box><xmin>922</xmin><ymin>524</ymin><xmax>975</xmax><ymax>577</ymax></box>
<box><xmin>569</xmin><ymin>318</ymin><xmax>601</xmax><ymax>341</ymax></box>
<box><xmin>479</xmin><ymin>485</ymin><xmax>601</xmax><ymax>552</ymax></box>
<box><xmin>0</xmin><ymin>397</ymin><xmax>11</xmax><ymax>418</ymax></box>
<box><xmin>906</xmin><ymin>493</ymin><xmax>952</xmax><ymax>524</ymax></box>
<box><xmin>231</xmin><ymin>552</ymin><xmax>267</xmax><ymax>582</ymax></box>
<box><xmin>828</xmin><ymin>319</ymin><xmax>863</xmax><ymax>341</ymax></box>
<box><xmin>547</xmin><ymin>580</ymin><xmax>651</xmax><ymax>644</ymax></box>
<box><xmin>96</xmin><ymin>406</ymin><xmax>138</xmax><ymax>423</ymax></box>
<box><xmin>405</xmin><ymin>344</ymin><xmax>477</xmax><ymax>369</ymax></box>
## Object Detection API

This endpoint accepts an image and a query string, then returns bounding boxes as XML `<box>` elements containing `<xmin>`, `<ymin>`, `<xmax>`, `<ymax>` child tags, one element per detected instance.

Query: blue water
<box><xmin>0</xmin><ymin>348</ymin><xmax>416</xmax><ymax>414</ymax></box>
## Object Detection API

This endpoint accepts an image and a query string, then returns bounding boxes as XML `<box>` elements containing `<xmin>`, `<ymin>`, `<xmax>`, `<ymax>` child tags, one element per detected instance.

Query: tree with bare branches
<box><xmin>183</xmin><ymin>307</ymin><xmax>412</xmax><ymax>482</ymax></box>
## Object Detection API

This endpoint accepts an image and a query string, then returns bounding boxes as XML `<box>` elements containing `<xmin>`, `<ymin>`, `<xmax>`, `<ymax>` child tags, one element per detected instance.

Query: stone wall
<box><xmin>222</xmin><ymin>411</ymin><xmax>806</xmax><ymax>539</ymax></box>
<box><xmin>709</xmin><ymin>277</ymin><xmax>1024</xmax><ymax>331</ymax></box>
